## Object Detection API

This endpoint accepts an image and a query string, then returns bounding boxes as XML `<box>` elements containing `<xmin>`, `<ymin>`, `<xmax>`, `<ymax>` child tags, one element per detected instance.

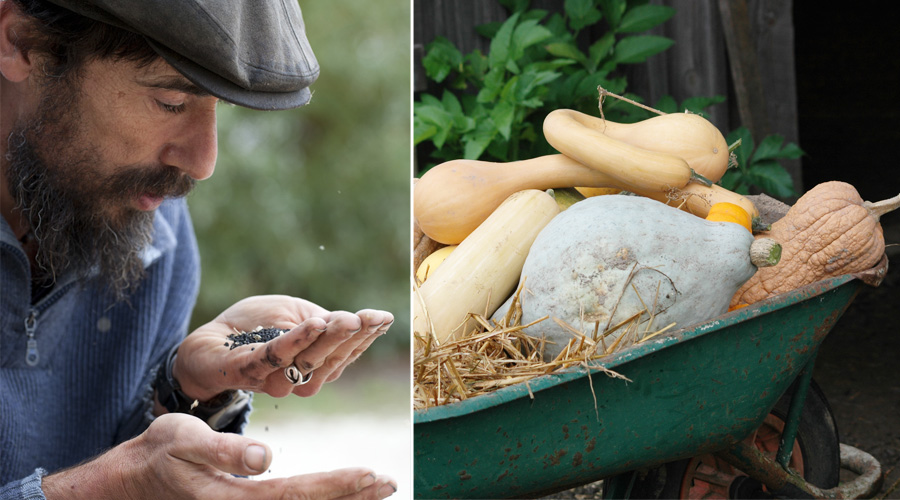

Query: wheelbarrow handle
<box><xmin>716</xmin><ymin>441</ymin><xmax>883</xmax><ymax>499</ymax></box>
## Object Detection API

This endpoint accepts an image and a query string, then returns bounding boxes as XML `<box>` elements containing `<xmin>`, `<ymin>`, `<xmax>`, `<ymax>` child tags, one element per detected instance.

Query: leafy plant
<box><xmin>414</xmin><ymin>0</ymin><xmax>678</xmax><ymax>168</ymax></box>
<box><xmin>721</xmin><ymin>127</ymin><xmax>803</xmax><ymax>197</ymax></box>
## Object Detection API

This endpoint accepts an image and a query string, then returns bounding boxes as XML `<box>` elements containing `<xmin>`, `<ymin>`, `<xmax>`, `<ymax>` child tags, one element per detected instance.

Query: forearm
<box><xmin>41</xmin><ymin>457</ymin><xmax>128</xmax><ymax>500</ymax></box>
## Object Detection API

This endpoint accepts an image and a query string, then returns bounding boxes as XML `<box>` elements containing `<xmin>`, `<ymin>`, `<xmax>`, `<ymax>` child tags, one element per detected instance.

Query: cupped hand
<box><xmin>42</xmin><ymin>413</ymin><xmax>398</xmax><ymax>500</ymax></box>
<box><xmin>174</xmin><ymin>295</ymin><xmax>394</xmax><ymax>401</ymax></box>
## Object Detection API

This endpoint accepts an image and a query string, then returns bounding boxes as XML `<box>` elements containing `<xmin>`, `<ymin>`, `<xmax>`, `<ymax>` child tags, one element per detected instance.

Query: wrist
<box><xmin>42</xmin><ymin>449</ymin><xmax>132</xmax><ymax>500</ymax></box>
<box><xmin>154</xmin><ymin>346</ymin><xmax>250</xmax><ymax>431</ymax></box>
<box><xmin>170</xmin><ymin>352</ymin><xmax>218</xmax><ymax>403</ymax></box>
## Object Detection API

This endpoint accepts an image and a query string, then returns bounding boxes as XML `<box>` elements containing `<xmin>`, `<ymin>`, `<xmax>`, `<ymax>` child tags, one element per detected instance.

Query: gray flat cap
<box><xmin>46</xmin><ymin>0</ymin><xmax>319</xmax><ymax>110</ymax></box>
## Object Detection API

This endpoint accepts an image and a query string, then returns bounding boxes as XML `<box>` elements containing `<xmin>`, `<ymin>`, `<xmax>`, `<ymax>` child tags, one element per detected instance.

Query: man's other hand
<box><xmin>42</xmin><ymin>413</ymin><xmax>398</xmax><ymax>500</ymax></box>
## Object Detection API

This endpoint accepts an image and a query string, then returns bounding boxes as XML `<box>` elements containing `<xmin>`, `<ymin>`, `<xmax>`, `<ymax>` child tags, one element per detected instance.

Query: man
<box><xmin>0</xmin><ymin>0</ymin><xmax>398</xmax><ymax>499</ymax></box>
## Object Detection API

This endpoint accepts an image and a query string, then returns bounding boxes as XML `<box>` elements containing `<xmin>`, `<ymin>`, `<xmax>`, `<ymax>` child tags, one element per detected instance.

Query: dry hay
<box><xmin>413</xmin><ymin>279</ymin><xmax>676</xmax><ymax>410</ymax></box>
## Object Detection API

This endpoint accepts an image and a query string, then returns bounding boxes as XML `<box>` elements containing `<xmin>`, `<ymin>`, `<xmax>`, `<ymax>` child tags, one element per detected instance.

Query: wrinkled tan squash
<box><xmin>731</xmin><ymin>181</ymin><xmax>900</xmax><ymax>307</ymax></box>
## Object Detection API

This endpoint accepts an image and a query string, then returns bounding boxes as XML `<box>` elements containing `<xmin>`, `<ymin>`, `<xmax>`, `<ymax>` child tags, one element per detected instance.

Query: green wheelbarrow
<box><xmin>413</xmin><ymin>257</ymin><xmax>889</xmax><ymax>499</ymax></box>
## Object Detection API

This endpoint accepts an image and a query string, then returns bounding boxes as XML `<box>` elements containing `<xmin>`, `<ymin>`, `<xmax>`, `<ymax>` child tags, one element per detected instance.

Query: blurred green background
<box><xmin>186</xmin><ymin>0</ymin><xmax>411</xmax><ymax>413</ymax></box>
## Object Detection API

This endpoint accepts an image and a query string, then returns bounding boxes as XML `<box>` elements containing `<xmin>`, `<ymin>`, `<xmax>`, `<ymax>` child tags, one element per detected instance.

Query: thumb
<box><xmin>158</xmin><ymin>413</ymin><xmax>273</xmax><ymax>476</ymax></box>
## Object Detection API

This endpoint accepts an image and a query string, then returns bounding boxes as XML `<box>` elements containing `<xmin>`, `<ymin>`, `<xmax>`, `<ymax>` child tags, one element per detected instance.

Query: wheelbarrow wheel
<box><xmin>608</xmin><ymin>378</ymin><xmax>840</xmax><ymax>499</ymax></box>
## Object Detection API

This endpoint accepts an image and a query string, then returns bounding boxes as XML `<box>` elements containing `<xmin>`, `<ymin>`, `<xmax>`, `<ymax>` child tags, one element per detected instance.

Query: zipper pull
<box><xmin>25</xmin><ymin>310</ymin><xmax>39</xmax><ymax>367</ymax></box>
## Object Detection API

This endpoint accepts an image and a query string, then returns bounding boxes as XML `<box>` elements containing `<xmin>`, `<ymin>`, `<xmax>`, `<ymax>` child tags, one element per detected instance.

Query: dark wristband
<box><xmin>153</xmin><ymin>345</ymin><xmax>250</xmax><ymax>431</ymax></box>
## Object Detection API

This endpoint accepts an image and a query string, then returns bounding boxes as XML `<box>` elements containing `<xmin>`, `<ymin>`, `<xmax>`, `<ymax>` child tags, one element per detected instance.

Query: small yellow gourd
<box><xmin>415</xmin><ymin>245</ymin><xmax>456</xmax><ymax>283</ymax></box>
<box><xmin>706</xmin><ymin>202</ymin><xmax>752</xmax><ymax>232</ymax></box>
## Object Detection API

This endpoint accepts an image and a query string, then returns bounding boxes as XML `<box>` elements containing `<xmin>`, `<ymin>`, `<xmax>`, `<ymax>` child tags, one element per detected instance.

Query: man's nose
<box><xmin>159</xmin><ymin>103</ymin><xmax>218</xmax><ymax>181</ymax></box>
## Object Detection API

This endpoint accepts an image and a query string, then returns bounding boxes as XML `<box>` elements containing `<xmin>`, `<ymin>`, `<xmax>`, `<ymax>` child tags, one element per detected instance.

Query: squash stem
<box><xmin>865</xmin><ymin>192</ymin><xmax>900</xmax><ymax>220</ymax></box>
<box><xmin>690</xmin><ymin>169</ymin><xmax>713</xmax><ymax>187</ymax></box>
<box><xmin>728</xmin><ymin>138</ymin><xmax>742</xmax><ymax>154</ymax></box>
<box><xmin>597</xmin><ymin>86</ymin><xmax>665</xmax><ymax>116</ymax></box>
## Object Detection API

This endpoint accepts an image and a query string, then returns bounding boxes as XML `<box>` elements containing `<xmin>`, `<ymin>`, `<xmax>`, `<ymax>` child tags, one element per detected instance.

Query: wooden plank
<box><xmin>747</xmin><ymin>0</ymin><xmax>802</xmax><ymax>194</ymax></box>
<box><xmin>718</xmin><ymin>0</ymin><xmax>771</xmax><ymax>139</ymax></box>
<box><xmin>628</xmin><ymin>0</ymin><xmax>731</xmax><ymax>131</ymax></box>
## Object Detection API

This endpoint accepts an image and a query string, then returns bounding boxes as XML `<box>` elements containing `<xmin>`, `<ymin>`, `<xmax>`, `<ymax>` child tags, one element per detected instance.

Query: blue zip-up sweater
<box><xmin>0</xmin><ymin>198</ymin><xmax>247</xmax><ymax>498</ymax></box>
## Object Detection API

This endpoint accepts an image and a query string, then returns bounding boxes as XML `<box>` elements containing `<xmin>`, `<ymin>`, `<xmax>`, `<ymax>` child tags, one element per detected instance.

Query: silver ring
<box><xmin>284</xmin><ymin>364</ymin><xmax>313</xmax><ymax>386</ymax></box>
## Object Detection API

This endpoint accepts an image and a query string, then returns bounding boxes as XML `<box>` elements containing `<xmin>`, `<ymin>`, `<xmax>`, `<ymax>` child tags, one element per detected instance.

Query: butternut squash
<box><xmin>543</xmin><ymin>109</ymin><xmax>729</xmax><ymax>191</ymax></box>
<box><xmin>413</xmin><ymin>189</ymin><xmax>560</xmax><ymax>344</ymax></box>
<box><xmin>413</xmin><ymin>178</ymin><xmax>444</xmax><ymax>272</ymax></box>
<box><xmin>414</xmin><ymin>154</ymin><xmax>758</xmax><ymax>244</ymax></box>
<box><xmin>414</xmin><ymin>155</ymin><xmax>618</xmax><ymax>244</ymax></box>
<box><xmin>731</xmin><ymin>181</ymin><xmax>900</xmax><ymax>307</ymax></box>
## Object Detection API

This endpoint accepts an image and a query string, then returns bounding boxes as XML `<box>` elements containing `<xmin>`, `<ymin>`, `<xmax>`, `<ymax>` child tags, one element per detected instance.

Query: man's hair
<box><xmin>11</xmin><ymin>0</ymin><xmax>159</xmax><ymax>80</ymax></box>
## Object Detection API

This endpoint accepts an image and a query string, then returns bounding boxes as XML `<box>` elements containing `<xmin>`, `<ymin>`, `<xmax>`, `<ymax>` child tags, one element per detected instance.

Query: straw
<box><xmin>413</xmin><ymin>281</ymin><xmax>674</xmax><ymax>409</ymax></box>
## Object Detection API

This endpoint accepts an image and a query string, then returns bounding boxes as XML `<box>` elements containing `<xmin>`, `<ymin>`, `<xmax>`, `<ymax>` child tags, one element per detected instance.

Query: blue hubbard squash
<box><xmin>493</xmin><ymin>195</ymin><xmax>780</xmax><ymax>359</ymax></box>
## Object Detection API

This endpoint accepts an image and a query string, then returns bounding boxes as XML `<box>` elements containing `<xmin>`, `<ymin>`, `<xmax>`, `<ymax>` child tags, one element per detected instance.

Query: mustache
<box><xmin>103</xmin><ymin>164</ymin><xmax>196</xmax><ymax>201</ymax></box>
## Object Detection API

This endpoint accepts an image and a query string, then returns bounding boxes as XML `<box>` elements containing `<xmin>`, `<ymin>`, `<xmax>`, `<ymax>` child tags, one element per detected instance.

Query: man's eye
<box><xmin>156</xmin><ymin>100</ymin><xmax>186</xmax><ymax>114</ymax></box>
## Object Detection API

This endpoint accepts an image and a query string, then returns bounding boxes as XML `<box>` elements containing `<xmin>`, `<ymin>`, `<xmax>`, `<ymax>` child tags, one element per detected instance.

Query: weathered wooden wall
<box><xmin>413</xmin><ymin>0</ymin><xmax>802</xmax><ymax>194</ymax></box>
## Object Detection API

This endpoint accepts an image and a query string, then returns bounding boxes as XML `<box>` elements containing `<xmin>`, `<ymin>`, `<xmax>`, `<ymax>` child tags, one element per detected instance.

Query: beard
<box><xmin>4</xmin><ymin>78</ymin><xmax>196</xmax><ymax>300</ymax></box>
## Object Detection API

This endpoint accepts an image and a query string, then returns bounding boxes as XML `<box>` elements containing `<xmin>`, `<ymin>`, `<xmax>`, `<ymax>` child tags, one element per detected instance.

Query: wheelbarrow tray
<box><xmin>414</xmin><ymin>273</ymin><xmax>869</xmax><ymax>499</ymax></box>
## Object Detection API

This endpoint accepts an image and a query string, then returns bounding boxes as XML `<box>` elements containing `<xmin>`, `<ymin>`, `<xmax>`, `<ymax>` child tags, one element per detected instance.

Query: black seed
<box><xmin>226</xmin><ymin>327</ymin><xmax>288</xmax><ymax>350</ymax></box>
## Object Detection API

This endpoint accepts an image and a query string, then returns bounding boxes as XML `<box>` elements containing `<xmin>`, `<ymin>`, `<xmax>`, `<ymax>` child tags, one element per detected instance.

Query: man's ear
<box><xmin>0</xmin><ymin>1</ymin><xmax>35</xmax><ymax>83</ymax></box>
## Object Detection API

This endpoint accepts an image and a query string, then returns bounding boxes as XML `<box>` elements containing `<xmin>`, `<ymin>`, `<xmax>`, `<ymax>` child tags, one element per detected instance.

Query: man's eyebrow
<box><xmin>137</xmin><ymin>76</ymin><xmax>211</xmax><ymax>97</ymax></box>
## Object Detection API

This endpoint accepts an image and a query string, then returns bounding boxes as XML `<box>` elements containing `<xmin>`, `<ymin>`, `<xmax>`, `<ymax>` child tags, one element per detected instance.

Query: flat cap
<box><xmin>46</xmin><ymin>0</ymin><xmax>319</xmax><ymax>110</ymax></box>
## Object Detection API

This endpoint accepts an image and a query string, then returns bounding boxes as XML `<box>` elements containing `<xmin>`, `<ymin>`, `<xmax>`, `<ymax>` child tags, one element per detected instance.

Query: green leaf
<box><xmin>513</xmin><ymin>67</ymin><xmax>562</xmax><ymax>101</ymax></box>
<box><xmin>726</xmin><ymin>127</ymin><xmax>754</xmax><ymax>171</ymax></box>
<box><xmin>618</xmin><ymin>4</ymin><xmax>675</xmax><ymax>33</ymax></box>
<box><xmin>612</xmin><ymin>35</ymin><xmax>674</xmax><ymax>64</ymax></box>
<box><xmin>717</xmin><ymin>169</ymin><xmax>745</xmax><ymax>193</ymax></box>
<box><xmin>511</xmin><ymin>20</ymin><xmax>554</xmax><ymax>60</ymax></box>
<box><xmin>477</xmin><ymin>67</ymin><xmax>506</xmax><ymax>103</ymax></box>
<box><xmin>489</xmin><ymin>12</ymin><xmax>520</xmax><ymax>69</ymax></box>
<box><xmin>413</xmin><ymin>122</ymin><xmax>437</xmax><ymax>146</ymax></box>
<box><xmin>475</xmin><ymin>21</ymin><xmax>503</xmax><ymax>40</ymax></box>
<box><xmin>545</xmin><ymin>42</ymin><xmax>586</xmax><ymax>63</ymax></box>
<box><xmin>574</xmin><ymin>71</ymin><xmax>610</xmax><ymax>98</ymax></box>
<box><xmin>413</xmin><ymin>105</ymin><xmax>453</xmax><ymax>149</ymax></box>
<box><xmin>751</xmin><ymin>134</ymin><xmax>785</xmax><ymax>163</ymax></box>
<box><xmin>422</xmin><ymin>37</ymin><xmax>463</xmax><ymax>83</ymax></box>
<box><xmin>653</xmin><ymin>95</ymin><xmax>678</xmax><ymax>114</ymax></box>
<box><xmin>543</xmin><ymin>12</ymin><xmax>569</xmax><ymax>37</ymax></box>
<box><xmin>598</xmin><ymin>0</ymin><xmax>626</xmax><ymax>29</ymax></box>
<box><xmin>681</xmin><ymin>95</ymin><xmax>725</xmax><ymax>114</ymax></box>
<box><xmin>746</xmin><ymin>161</ymin><xmax>796</xmax><ymax>197</ymax></box>
<box><xmin>418</xmin><ymin>93</ymin><xmax>442</xmax><ymax>108</ymax></box>
<box><xmin>491</xmin><ymin>100</ymin><xmax>516</xmax><ymax>140</ymax></box>
<box><xmin>587</xmin><ymin>32</ymin><xmax>616</xmax><ymax>71</ymax></box>
<box><xmin>462</xmin><ymin>120</ymin><xmax>498</xmax><ymax>159</ymax></box>
<box><xmin>553</xmin><ymin>70</ymin><xmax>587</xmax><ymax>106</ymax></box>
<box><xmin>778</xmin><ymin>142</ymin><xmax>805</xmax><ymax>160</ymax></box>
<box><xmin>441</xmin><ymin>90</ymin><xmax>463</xmax><ymax>116</ymax></box>
<box><xmin>565</xmin><ymin>0</ymin><xmax>602</xmax><ymax>31</ymax></box>
<box><xmin>498</xmin><ymin>0</ymin><xmax>529</xmax><ymax>14</ymax></box>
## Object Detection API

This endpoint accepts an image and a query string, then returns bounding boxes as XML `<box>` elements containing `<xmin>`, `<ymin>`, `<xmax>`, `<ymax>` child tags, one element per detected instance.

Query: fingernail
<box><xmin>357</xmin><ymin>473</ymin><xmax>376</xmax><ymax>490</ymax></box>
<box><xmin>244</xmin><ymin>444</ymin><xmax>267</xmax><ymax>472</ymax></box>
<box><xmin>368</xmin><ymin>321</ymin><xmax>385</xmax><ymax>333</ymax></box>
<box><xmin>379</xmin><ymin>482</ymin><xmax>398</xmax><ymax>498</ymax></box>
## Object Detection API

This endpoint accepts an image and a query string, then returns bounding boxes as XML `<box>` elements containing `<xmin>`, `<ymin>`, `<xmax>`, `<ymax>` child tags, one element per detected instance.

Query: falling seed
<box><xmin>319</xmin><ymin>245</ymin><xmax>325</xmax><ymax>250</ymax></box>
